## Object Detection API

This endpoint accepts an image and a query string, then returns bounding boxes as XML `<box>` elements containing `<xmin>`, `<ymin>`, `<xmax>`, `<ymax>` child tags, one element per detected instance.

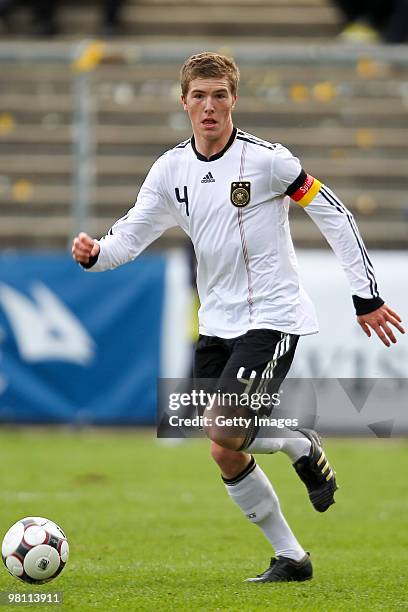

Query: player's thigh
<box><xmin>219</xmin><ymin>328</ymin><xmax>299</xmax><ymax>414</ymax></box>
<box><xmin>203</xmin><ymin>329</ymin><xmax>299</xmax><ymax>444</ymax></box>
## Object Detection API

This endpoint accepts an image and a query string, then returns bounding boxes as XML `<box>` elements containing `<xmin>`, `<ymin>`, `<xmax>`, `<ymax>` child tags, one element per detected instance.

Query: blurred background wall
<box><xmin>0</xmin><ymin>0</ymin><xmax>407</xmax><ymax>425</ymax></box>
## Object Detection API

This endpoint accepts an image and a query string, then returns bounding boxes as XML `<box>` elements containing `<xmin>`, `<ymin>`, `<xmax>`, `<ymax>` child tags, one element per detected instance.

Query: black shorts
<box><xmin>194</xmin><ymin>328</ymin><xmax>299</xmax><ymax>418</ymax></box>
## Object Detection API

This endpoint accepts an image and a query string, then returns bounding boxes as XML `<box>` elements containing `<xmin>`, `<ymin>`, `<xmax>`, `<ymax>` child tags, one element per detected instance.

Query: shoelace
<box><xmin>256</xmin><ymin>557</ymin><xmax>277</xmax><ymax>577</ymax></box>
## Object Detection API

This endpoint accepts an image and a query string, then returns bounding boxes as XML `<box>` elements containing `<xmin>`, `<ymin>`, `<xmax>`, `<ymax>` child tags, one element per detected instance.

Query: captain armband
<box><xmin>285</xmin><ymin>169</ymin><xmax>322</xmax><ymax>208</ymax></box>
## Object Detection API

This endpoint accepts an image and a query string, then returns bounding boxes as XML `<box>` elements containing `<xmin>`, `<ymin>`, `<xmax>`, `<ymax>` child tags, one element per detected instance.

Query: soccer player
<box><xmin>72</xmin><ymin>52</ymin><xmax>405</xmax><ymax>583</ymax></box>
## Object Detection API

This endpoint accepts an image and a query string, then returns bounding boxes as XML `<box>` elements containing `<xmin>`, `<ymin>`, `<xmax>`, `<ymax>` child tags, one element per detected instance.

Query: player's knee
<box><xmin>210</xmin><ymin>441</ymin><xmax>229</xmax><ymax>465</ymax></box>
<box><xmin>203</xmin><ymin>425</ymin><xmax>241</xmax><ymax>450</ymax></box>
<box><xmin>202</xmin><ymin>405</ymin><xmax>244</xmax><ymax>450</ymax></box>
<box><xmin>210</xmin><ymin>442</ymin><xmax>242</xmax><ymax>472</ymax></box>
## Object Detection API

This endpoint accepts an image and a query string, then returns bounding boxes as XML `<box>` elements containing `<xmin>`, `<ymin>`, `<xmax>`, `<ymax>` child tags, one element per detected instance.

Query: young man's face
<box><xmin>181</xmin><ymin>77</ymin><xmax>237</xmax><ymax>143</ymax></box>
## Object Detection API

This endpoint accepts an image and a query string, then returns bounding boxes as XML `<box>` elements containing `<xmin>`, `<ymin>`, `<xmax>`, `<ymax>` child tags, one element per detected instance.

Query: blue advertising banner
<box><xmin>0</xmin><ymin>253</ymin><xmax>167</xmax><ymax>424</ymax></box>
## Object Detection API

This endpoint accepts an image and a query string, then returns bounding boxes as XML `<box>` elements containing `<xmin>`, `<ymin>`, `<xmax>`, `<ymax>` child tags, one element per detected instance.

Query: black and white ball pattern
<box><xmin>2</xmin><ymin>517</ymin><xmax>69</xmax><ymax>584</ymax></box>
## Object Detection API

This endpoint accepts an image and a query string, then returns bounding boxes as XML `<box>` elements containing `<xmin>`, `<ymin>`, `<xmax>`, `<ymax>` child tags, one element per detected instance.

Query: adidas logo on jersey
<box><xmin>201</xmin><ymin>172</ymin><xmax>215</xmax><ymax>183</ymax></box>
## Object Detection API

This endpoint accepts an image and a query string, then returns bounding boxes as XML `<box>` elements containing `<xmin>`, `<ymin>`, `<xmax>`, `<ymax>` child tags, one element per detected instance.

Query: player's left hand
<box><xmin>357</xmin><ymin>304</ymin><xmax>405</xmax><ymax>347</ymax></box>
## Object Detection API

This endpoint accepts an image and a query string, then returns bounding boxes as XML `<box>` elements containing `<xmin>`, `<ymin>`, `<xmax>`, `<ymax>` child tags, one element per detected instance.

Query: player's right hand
<box><xmin>71</xmin><ymin>232</ymin><xmax>100</xmax><ymax>265</ymax></box>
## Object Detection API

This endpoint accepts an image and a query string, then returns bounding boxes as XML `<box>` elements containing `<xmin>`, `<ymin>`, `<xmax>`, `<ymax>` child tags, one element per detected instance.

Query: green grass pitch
<box><xmin>0</xmin><ymin>430</ymin><xmax>407</xmax><ymax>611</ymax></box>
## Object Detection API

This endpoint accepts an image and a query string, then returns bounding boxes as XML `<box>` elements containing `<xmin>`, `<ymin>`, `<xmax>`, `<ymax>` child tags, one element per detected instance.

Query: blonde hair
<box><xmin>180</xmin><ymin>52</ymin><xmax>240</xmax><ymax>97</ymax></box>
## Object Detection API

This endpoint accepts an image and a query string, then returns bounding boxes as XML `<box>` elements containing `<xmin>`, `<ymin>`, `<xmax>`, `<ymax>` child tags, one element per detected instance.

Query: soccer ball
<box><xmin>2</xmin><ymin>517</ymin><xmax>69</xmax><ymax>584</ymax></box>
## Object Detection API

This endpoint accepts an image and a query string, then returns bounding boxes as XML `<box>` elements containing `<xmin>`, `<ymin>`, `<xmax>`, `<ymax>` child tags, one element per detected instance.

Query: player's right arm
<box><xmin>71</xmin><ymin>155</ymin><xmax>176</xmax><ymax>271</ymax></box>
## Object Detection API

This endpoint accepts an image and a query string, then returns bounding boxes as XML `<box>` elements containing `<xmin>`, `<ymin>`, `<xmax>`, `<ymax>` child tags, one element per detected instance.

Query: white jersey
<box><xmin>86</xmin><ymin>128</ymin><xmax>382</xmax><ymax>338</ymax></box>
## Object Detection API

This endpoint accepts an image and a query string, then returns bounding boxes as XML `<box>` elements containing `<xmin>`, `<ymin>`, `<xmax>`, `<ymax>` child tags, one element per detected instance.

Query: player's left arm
<box><xmin>271</xmin><ymin>146</ymin><xmax>404</xmax><ymax>346</ymax></box>
<box><xmin>288</xmin><ymin>174</ymin><xmax>405</xmax><ymax>346</ymax></box>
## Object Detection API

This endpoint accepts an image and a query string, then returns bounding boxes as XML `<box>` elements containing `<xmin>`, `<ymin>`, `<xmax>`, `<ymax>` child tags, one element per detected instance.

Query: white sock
<box><xmin>245</xmin><ymin>427</ymin><xmax>311</xmax><ymax>462</ymax></box>
<box><xmin>223</xmin><ymin>457</ymin><xmax>305</xmax><ymax>561</ymax></box>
